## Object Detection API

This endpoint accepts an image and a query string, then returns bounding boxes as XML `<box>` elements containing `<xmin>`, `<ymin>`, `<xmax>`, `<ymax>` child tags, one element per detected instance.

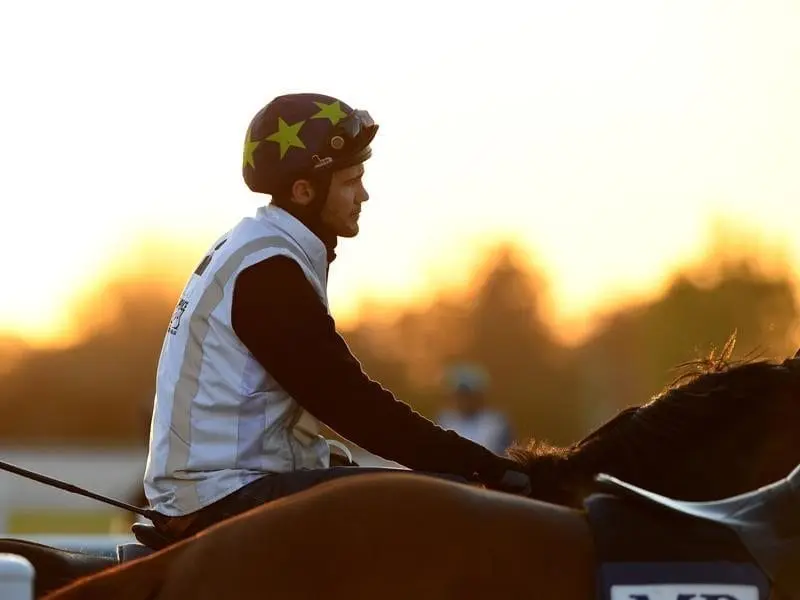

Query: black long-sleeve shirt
<box><xmin>230</xmin><ymin>255</ymin><xmax>521</xmax><ymax>488</ymax></box>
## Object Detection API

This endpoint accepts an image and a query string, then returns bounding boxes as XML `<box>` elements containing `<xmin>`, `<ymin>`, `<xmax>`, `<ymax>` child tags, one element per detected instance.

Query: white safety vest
<box><xmin>144</xmin><ymin>205</ymin><xmax>332</xmax><ymax>516</ymax></box>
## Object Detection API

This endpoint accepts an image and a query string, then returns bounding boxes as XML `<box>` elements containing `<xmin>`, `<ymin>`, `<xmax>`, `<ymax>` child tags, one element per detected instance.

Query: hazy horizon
<box><xmin>2</xmin><ymin>0</ymin><xmax>799</xmax><ymax>347</ymax></box>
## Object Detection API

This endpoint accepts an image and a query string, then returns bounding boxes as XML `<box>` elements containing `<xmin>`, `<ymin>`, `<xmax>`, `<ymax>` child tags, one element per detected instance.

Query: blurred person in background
<box><xmin>142</xmin><ymin>93</ymin><xmax>532</xmax><ymax>546</ymax></box>
<box><xmin>437</xmin><ymin>364</ymin><xmax>515</xmax><ymax>455</ymax></box>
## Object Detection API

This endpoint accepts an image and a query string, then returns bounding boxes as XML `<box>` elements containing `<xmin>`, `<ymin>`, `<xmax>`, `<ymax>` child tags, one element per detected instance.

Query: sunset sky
<box><xmin>1</xmin><ymin>0</ymin><xmax>799</xmax><ymax>345</ymax></box>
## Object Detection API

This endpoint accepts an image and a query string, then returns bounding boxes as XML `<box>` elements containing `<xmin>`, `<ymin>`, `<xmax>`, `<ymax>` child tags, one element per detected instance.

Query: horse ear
<box><xmin>794</xmin><ymin>347</ymin><xmax>800</xmax><ymax>359</ymax></box>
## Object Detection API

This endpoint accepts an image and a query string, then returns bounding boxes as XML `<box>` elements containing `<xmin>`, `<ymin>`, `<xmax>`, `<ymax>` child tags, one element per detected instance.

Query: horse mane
<box><xmin>508</xmin><ymin>334</ymin><xmax>800</xmax><ymax>503</ymax></box>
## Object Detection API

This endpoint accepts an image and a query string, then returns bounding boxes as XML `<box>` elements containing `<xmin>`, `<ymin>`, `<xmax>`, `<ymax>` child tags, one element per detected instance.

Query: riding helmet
<box><xmin>242</xmin><ymin>93</ymin><xmax>379</xmax><ymax>196</ymax></box>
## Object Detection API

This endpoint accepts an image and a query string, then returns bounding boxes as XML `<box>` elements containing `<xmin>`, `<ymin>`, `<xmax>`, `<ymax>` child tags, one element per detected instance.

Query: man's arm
<box><xmin>231</xmin><ymin>256</ymin><xmax>525</xmax><ymax>489</ymax></box>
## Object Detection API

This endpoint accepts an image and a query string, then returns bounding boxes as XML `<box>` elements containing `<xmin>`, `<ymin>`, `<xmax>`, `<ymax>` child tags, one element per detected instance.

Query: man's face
<box><xmin>320</xmin><ymin>163</ymin><xmax>369</xmax><ymax>238</ymax></box>
<box><xmin>454</xmin><ymin>390</ymin><xmax>484</xmax><ymax>415</ymax></box>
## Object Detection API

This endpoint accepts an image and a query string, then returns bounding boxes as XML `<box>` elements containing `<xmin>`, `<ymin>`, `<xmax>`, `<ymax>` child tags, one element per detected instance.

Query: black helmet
<box><xmin>242</xmin><ymin>93</ymin><xmax>378</xmax><ymax>195</ymax></box>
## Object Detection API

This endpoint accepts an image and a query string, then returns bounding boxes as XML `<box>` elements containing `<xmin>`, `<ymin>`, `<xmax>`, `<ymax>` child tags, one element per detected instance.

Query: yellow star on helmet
<box><xmin>311</xmin><ymin>100</ymin><xmax>347</xmax><ymax>126</ymax></box>
<box><xmin>265</xmin><ymin>118</ymin><xmax>306</xmax><ymax>159</ymax></box>
<box><xmin>243</xmin><ymin>127</ymin><xmax>260</xmax><ymax>169</ymax></box>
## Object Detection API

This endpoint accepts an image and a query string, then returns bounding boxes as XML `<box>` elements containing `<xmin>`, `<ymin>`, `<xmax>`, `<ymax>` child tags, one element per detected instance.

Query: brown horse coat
<box><xmin>45</xmin><ymin>473</ymin><xmax>595</xmax><ymax>600</ymax></box>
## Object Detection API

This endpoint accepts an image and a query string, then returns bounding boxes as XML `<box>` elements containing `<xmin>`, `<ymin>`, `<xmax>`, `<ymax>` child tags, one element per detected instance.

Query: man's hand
<box><xmin>480</xmin><ymin>457</ymin><xmax>532</xmax><ymax>497</ymax></box>
<box><xmin>495</xmin><ymin>468</ymin><xmax>532</xmax><ymax>496</ymax></box>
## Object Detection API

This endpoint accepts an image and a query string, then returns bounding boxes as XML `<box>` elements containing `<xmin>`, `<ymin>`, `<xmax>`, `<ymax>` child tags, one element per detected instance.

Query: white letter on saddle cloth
<box><xmin>610</xmin><ymin>583</ymin><xmax>759</xmax><ymax>600</ymax></box>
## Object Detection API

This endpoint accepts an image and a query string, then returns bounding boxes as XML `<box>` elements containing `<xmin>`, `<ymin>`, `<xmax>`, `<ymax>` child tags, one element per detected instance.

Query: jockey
<box><xmin>143</xmin><ymin>93</ymin><xmax>532</xmax><ymax>543</ymax></box>
<box><xmin>437</xmin><ymin>364</ymin><xmax>515</xmax><ymax>455</ymax></box>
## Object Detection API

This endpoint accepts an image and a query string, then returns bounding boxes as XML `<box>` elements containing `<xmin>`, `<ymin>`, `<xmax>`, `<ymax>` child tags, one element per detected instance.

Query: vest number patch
<box><xmin>610</xmin><ymin>583</ymin><xmax>759</xmax><ymax>599</ymax></box>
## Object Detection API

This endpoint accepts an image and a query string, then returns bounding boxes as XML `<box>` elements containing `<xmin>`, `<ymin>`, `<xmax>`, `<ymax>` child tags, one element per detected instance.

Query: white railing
<box><xmin>14</xmin><ymin>534</ymin><xmax>136</xmax><ymax>560</ymax></box>
<box><xmin>0</xmin><ymin>553</ymin><xmax>34</xmax><ymax>600</ymax></box>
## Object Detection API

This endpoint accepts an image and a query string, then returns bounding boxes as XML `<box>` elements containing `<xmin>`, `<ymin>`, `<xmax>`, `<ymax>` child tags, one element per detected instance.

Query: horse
<box><xmin>9</xmin><ymin>349</ymin><xmax>800</xmax><ymax>597</ymax></box>
<box><xmin>41</xmin><ymin>464</ymin><xmax>800</xmax><ymax>600</ymax></box>
<box><xmin>42</xmin><ymin>472</ymin><xmax>597</xmax><ymax>600</ymax></box>
<box><xmin>510</xmin><ymin>349</ymin><xmax>800</xmax><ymax>507</ymax></box>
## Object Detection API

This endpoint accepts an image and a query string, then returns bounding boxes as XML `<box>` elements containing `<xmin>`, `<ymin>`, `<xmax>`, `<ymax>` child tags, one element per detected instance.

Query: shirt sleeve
<box><xmin>230</xmin><ymin>255</ymin><xmax>518</xmax><ymax>485</ymax></box>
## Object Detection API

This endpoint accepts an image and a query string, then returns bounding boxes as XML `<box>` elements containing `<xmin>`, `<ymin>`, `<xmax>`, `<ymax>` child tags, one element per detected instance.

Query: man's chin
<box><xmin>339</xmin><ymin>224</ymin><xmax>359</xmax><ymax>238</ymax></box>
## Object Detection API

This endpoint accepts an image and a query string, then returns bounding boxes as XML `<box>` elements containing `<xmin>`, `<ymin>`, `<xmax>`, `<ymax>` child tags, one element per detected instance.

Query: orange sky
<box><xmin>1</xmin><ymin>0</ymin><xmax>799</xmax><ymax>347</ymax></box>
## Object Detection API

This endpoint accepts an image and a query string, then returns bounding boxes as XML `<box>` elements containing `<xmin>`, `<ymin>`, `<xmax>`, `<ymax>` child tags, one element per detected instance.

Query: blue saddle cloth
<box><xmin>584</xmin><ymin>493</ymin><xmax>771</xmax><ymax>600</ymax></box>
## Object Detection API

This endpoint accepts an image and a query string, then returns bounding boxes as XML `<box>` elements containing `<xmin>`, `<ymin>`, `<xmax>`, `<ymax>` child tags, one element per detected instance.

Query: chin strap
<box><xmin>306</xmin><ymin>169</ymin><xmax>333</xmax><ymax>221</ymax></box>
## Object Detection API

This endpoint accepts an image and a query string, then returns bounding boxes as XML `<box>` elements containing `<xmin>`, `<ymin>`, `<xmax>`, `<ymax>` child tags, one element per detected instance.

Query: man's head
<box><xmin>446</xmin><ymin>364</ymin><xmax>490</xmax><ymax>416</ymax></box>
<box><xmin>241</xmin><ymin>93</ymin><xmax>378</xmax><ymax>238</ymax></box>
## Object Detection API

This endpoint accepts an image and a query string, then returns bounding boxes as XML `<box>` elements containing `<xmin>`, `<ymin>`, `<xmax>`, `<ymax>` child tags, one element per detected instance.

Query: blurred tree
<box><xmin>0</xmin><ymin>225</ymin><xmax>796</xmax><ymax>456</ymax></box>
<box><xmin>577</xmin><ymin>258</ymin><xmax>799</xmax><ymax>429</ymax></box>
<box><xmin>454</xmin><ymin>244</ymin><xmax>581</xmax><ymax>445</ymax></box>
<box><xmin>0</xmin><ymin>277</ymin><xmax>174</xmax><ymax>444</ymax></box>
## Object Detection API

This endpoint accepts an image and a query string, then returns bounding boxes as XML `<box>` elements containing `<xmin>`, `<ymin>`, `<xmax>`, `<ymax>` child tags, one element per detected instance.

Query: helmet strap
<box><xmin>308</xmin><ymin>169</ymin><xmax>333</xmax><ymax>217</ymax></box>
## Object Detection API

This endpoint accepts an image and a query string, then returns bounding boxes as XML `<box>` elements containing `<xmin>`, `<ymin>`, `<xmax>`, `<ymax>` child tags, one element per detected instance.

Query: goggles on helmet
<box><xmin>313</xmin><ymin>109</ymin><xmax>377</xmax><ymax>170</ymax></box>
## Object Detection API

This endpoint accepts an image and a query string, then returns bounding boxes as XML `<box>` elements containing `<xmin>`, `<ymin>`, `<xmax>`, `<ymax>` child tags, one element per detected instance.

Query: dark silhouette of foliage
<box><xmin>0</xmin><ymin>225</ymin><xmax>796</xmax><ymax>452</ymax></box>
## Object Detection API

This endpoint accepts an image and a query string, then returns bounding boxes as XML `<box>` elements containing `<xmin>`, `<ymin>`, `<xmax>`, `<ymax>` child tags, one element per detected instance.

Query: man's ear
<box><xmin>290</xmin><ymin>179</ymin><xmax>315</xmax><ymax>206</ymax></box>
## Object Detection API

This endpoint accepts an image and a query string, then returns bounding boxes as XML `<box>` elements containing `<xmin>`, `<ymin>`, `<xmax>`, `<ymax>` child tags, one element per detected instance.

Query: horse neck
<box><xmin>519</xmin><ymin>433</ymin><xmax>753</xmax><ymax>507</ymax></box>
<box><xmin>566</xmin><ymin>404</ymin><xmax>767</xmax><ymax>502</ymax></box>
<box><xmin>556</xmin><ymin>361</ymin><xmax>799</xmax><ymax>503</ymax></box>
<box><xmin>568</xmin><ymin>433</ymin><xmax>661</xmax><ymax>495</ymax></box>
